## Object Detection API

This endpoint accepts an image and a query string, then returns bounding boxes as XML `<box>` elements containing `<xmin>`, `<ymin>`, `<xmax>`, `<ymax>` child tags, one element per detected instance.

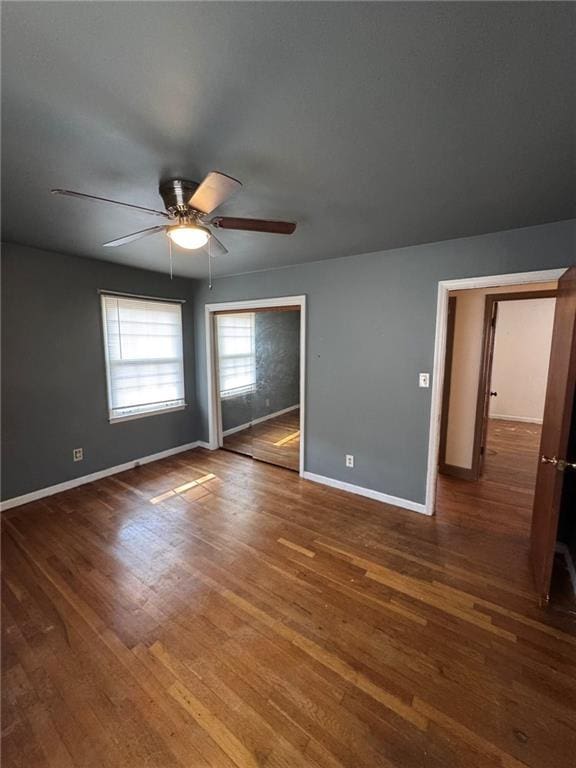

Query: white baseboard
<box><xmin>555</xmin><ymin>543</ymin><xmax>576</xmax><ymax>596</ymax></box>
<box><xmin>222</xmin><ymin>404</ymin><xmax>299</xmax><ymax>437</ymax></box>
<box><xmin>302</xmin><ymin>471</ymin><xmax>429</xmax><ymax>516</ymax></box>
<box><xmin>489</xmin><ymin>414</ymin><xmax>543</xmax><ymax>424</ymax></box>
<box><xmin>0</xmin><ymin>440</ymin><xmax>211</xmax><ymax>512</ymax></box>
<box><xmin>2</xmin><ymin>441</ymin><xmax>427</xmax><ymax>519</ymax></box>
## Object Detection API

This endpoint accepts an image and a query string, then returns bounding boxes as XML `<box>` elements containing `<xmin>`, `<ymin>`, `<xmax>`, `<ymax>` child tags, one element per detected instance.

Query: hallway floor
<box><xmin>438</xmin><ymin>419</ymin><xmax>541</xmax><ymax>533</ymax></box>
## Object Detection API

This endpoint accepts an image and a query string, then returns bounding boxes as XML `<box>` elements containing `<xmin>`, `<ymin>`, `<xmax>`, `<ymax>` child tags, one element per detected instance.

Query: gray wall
<box><xmin>194</xmin><ymin>220</ymin><xmax>575</xmax><ymax>505</ymax></box>
<box><xmin>220</xmin><ymin>310</ymin><xmax>300</xmax><ymax>432</ymax></box>
<box><xmin>3</xmin><ymin>220</ymin><xmax>574</xmax><ymax>507</ymax></box>
<box><xmin>1</xmin><ymin>243</ymin><xmax>197</xmax><ymax>500</ymax></box>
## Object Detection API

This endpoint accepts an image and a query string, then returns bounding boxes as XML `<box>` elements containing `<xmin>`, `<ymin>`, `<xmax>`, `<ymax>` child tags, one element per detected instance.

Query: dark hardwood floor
<box><xmin>2</xmin><ymin>428</ymin><xmax>576</xmax><ymax>767</ymax></box>
<box><xmin>223</xmin><ymin>409</ymin><xmax>300</xmax><ymax>471</ymax></box>
<box><xmin>436</xmin><ymin>418</ymin><xmax>543</xmax><ymax>589</ymax></box>
<box><xmin>437</xmin><ymin>418</ymin><xmax>542</xmax><ymax>536</ymax></box>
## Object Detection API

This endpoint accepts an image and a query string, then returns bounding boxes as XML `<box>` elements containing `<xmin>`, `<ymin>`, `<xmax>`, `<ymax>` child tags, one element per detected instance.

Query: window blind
<box><xmin>216</xmin><ymin>313</ymin><xmax>256</xmax><ymax>398</ymax></box>
<box><xmin>101</xmin><ymin>295</ymin><xmax>185</xmax><ymax>420</ymax></box>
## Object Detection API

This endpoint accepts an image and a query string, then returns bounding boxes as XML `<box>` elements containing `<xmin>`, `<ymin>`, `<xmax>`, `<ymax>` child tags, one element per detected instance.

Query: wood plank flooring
<box><xmin>2</xmin><ymin>430</ymin><xmax>576</xmax><ymax>767</ymax></box>
<box><xmin>437</xmin><ymin>418</ymin><xmax>542</xmax><ymax>539</ymax></box>
<box><xmin>223</xmin><ymin>409</ymin><xmax>300</xmax><ymax>471</ymax></box>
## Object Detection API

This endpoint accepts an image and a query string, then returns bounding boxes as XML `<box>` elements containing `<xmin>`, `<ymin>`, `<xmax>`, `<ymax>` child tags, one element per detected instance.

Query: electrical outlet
<box><xmin>419</xmin><ymin>373</ymin><xmax>430</xmax><ymax>388</ymax></box>
<box><xmin>346</xmin><ymin>454</ymin><xmax>354</xmax><ymax>468</ymax></box>
<box><xmin>73</xmin><ymin>448</ymin><xmax>83</xmax><ymax>462</ymax></box>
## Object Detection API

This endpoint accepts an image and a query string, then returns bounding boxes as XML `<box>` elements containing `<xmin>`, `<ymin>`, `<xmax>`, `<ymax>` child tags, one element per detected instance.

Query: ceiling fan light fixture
<box><xmin>167</xmin><ymin>224</ymin><xmax>210</xmax><ymax>250</ymax></box>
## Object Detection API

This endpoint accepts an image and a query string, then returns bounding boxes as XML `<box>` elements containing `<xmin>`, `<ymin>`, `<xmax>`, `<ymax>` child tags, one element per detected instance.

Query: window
<box><xmin>101</xmin><ymin>294</ymin><xmax>186</xmax><ymax>421</ymax></box>
<box><xmin>216</xmin><ymin>313</ymin><xmax>256</xmax><ymax>398</ymax></box>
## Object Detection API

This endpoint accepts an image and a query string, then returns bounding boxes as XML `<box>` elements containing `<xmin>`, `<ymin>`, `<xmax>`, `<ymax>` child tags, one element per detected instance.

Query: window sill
<box><xmin>220</xmin><ymin>389</ymin><xmax>256</xmax><ymax>400</ymax></box>
<box><xmin>109</xmin><ymin>405</ymin><xmax>187</xmax><ymax>424</ymax></box>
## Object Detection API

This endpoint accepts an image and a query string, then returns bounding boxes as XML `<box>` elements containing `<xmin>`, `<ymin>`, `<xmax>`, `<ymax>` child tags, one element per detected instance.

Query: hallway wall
<box><xmin>489</xmin><ymin>298</ymin><xmax>555</xmax><ymax>423</ymax></box>
<box><xmin>445</xmin><ymin>281</ymin><xmax>557</xmax><ymax>469</ymax></box>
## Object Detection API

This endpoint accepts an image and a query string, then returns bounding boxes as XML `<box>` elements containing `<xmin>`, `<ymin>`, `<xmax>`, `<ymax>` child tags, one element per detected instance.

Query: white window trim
<box><xmin>220</xmin><ymin>384</ymin><xmax>256</xmax><ymax>400</ymax></box>
<box><xmin>109</xmin><ymin>404</ymin><xmax>187</xmax><ymax>424</ymax></box>
<box><xmin>100</xmin><ymin>294</ymin><xmax>187</xmax><ymax>423</ymax></box>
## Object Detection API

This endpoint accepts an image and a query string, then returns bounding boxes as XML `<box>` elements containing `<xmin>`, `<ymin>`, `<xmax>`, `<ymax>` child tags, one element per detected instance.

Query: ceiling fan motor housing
<box><xmin>51</xmin><ymin>173</ymin><xmax>295</xmax><ymax>251</ymax></box>
<box><xmin>159</xmin><ymin>179</ymin><xmax>199</xmax><ymax>215</ymax></box>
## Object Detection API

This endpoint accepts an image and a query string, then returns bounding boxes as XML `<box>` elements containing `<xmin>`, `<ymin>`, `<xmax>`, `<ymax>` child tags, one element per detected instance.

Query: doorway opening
<box><xmin>205</xmin><ymin>296</ymin><xmax>306</xmax><ymax>476</ymax></box>
<box><xmin>436</xmin><ymin>284</ymin><xmax>557</xmax><ymax>541</ymax></box>
<box><xmin>426</xmin><ymin>267</ymin><xmax>576</xmax><ymax>608</ymax></box>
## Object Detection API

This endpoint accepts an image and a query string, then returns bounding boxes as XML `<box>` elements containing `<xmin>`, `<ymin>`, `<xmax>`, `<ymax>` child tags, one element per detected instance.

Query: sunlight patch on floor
<box><xmin>274</xmin><ymin>430</ymin><xmax>300</xmax><ymax>447</ymax></box>
<box><xmin>149</xmin><ymin>473</ymin><xmax>217</xmax><ymax>504</ymax></box>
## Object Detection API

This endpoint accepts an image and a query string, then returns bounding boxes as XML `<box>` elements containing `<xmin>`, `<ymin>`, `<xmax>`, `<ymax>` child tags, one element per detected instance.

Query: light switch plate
<box><xmin>419</xmin><ymin>373</ymin><xmax>430</xmax><ymax>388</ymax></box>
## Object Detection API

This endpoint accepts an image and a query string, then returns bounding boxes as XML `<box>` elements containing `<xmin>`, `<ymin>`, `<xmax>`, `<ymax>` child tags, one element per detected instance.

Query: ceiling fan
<box><xmin>51</xmin><ymin>172</ymin><xmax>297</xmax><ymax>255</ymax></box>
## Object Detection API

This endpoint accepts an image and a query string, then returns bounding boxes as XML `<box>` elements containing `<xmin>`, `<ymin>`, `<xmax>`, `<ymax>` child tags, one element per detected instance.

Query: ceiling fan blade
<box><xmin>103</xmin><ymin>225</ymin><xmax>167</xmax><ymax>248</ymax></box>
<box><xmin>51</xmin><ymin>189</ymin><xmax>170</xmax><ymax>219</ymax></box>
<box><xmin>188</xmin><ymin>172</ymin><xmax>241</xmax><ymax>214</ymax></box>
<box><xmin>211</xmin><ymin>217</ymin><xmax>296</xmax><ymax>235</ymax></box>
<box><xmin>208</xmin><ymin>232</ymin><xmax>228</xmax><ymax>255</ymax></box>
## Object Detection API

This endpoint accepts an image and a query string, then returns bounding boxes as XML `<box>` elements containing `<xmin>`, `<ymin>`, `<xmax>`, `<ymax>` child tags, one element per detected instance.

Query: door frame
<box><xmin>425</xmin><ymin>269</ymin><xmax>567</xmax><ymax>516</ymax></box>
<box><xmin>471</xmin><ymin>289</ymin><xmax>558</xmax><ymax>480</ymax></box>
<box><xmin>205</xmin><ymin>295</ymin><xmax>307</xmax><ymax>476</ymax></box>
<box><xmin>437</xmin><ymin>296</ymin><xmax>460</xmax><ymax>476</ymax></box>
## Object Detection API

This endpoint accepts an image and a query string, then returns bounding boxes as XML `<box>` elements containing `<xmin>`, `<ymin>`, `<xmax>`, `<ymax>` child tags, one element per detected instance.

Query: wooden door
<box><xmin>478</xmin><ymin>300</ymin><xmax>498</xmax><ymax>476</ymax></box>
<box><xmin>530</xmin><ymin>266</ymin><xmax>576</xmax><ymax>604</ymax></box>
<box><xmin>438</xmin><ymin>297</ymin><xmax>457</xmax><ymax>473</ymax></box>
